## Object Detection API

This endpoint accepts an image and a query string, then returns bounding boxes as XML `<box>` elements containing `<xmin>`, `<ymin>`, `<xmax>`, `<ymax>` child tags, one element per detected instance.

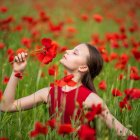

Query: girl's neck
<box><xmin>62</xmin><ymin>82</ymin><xmax>83</xmax><ymax>92</ymax></box>
<box><xmin>63</xmin><ymin>69</ymin><xmax>83</xmax><ymax>91</ymax></box>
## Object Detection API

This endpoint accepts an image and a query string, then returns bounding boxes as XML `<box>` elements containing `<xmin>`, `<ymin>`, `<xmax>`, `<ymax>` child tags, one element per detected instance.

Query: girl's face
<box><xmin>60</xmin><ymin>43</ymin><xmax>89</xmax><ymax>72</ymax></box>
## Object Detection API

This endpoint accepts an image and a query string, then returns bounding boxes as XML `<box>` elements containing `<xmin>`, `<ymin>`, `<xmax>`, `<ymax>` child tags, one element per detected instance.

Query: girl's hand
<box><xmin>13</xmin><ymin>52</ymin><xmax>28</xmax><ymax>73</ymax></box>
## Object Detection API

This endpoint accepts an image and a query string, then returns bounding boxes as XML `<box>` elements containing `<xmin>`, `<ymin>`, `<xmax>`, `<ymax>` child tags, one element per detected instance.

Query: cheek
<box><xmin>60</xmin><ymin>57</ymin><xmax>85</xmax><ymax>70</ymax></box>
<box><xmin>67</xmin><ymin>57</ymin><xmax>84</xmax><ymax>68</ymax></box>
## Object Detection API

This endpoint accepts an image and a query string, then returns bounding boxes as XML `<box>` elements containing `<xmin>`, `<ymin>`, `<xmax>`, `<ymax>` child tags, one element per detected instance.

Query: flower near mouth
<box><xmin>36</xmin><ymin>38</ymin><xmax>57</xmax><ymax>65</ymax></box>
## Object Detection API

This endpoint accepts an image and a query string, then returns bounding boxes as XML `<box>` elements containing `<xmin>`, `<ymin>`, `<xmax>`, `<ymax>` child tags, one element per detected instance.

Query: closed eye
<box><xmin>73</xmin><ymin>51</ymin><xmax>78</xmax><ymax>55</ymax></box>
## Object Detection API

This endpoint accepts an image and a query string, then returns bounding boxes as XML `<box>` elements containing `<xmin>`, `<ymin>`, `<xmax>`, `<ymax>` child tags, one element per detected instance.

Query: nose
<box><xmin>65</xmin><ymin>49</ymin><xmax>71</xmax><ymax>55</ymax></box>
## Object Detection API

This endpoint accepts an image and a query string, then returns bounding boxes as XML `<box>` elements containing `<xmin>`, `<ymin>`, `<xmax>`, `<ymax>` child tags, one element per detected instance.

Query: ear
<box><xmin>78</xmin><ymin>65</ymin><xmax>89</xmax><ymax>73</ymax></box>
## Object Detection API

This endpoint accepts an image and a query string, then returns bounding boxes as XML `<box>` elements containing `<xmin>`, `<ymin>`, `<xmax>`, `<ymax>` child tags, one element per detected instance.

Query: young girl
<box><xmin>0</xmin><ymin>43</ymin><xmax>136</xmax><ymax>137</ymax></box>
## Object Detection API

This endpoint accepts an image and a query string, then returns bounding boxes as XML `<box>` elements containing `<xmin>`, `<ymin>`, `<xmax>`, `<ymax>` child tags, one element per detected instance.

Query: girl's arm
<box><xmin>99</xmin><ymin>103</ymin><xmax>135</xmax><ymax>136</ymax></box>
<box><xmin>84</xmin><ymin>93</ymin><xmax>136</xmax><ymax>137</ymax></box>
<box><xmin>0</xmin><ymin>52</ymin><xmax>50</xmax><ymax>112</ymax></box>
<box><xmin>0</xmin><ymin>71</ymin><xmax>50</xmax><ymax>112</ymax></box>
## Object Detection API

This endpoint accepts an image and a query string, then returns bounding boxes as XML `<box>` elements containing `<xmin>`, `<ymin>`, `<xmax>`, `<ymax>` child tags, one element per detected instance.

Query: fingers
<box><xmin>14</xmin><ymin>52</ymin><xmax>28</xmax><ymax>62</ymax></box>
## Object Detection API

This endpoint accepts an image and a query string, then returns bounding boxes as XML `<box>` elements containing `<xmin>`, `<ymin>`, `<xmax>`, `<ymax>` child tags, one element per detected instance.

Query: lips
<box><xmin>63</xmin><ymin>54</ymin><xmax>67</xmax><ymax>59</ymax></box>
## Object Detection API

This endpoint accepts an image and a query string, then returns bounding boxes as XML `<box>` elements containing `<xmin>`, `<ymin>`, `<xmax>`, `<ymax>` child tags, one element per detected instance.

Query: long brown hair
<box><xmin>81</xmin><ymin>43</ymin><xmax>103</xmax><ymax>93</ymax></box>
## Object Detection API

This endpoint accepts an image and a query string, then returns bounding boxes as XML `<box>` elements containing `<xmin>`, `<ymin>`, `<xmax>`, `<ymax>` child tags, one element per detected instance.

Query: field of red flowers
<box><xmin>0</xmin><ymin>0</ymin><xmax>140</xmax><ymax>139</ymax></box>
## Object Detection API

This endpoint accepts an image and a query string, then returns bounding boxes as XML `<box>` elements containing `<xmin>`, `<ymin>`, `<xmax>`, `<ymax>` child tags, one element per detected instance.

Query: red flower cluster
<box><xmin>112</xmin><ymin>88</ymin><xmax>122</xmax><ymax>97</ymax></box>
<box><xmin>78</xmin><ymin>125</ymin><xmax>96</xmax><ymax>140</ymax></box>
<box><xmin>0</xmin><ymin>138</ymin><xmax>9</xmax><ymax>140</ymax></box>
<box><xmin>127</xmin><ymin>135</ymin><xmax>139</xmax><ymax>140</ymax></box>
<box><xmin>115</xmin><ymin>53</ymin><xmax>129</xmax><ymax>70</ymax></box>
<box><xmin>93</xmin><ymin>14</ymin><xmax>103</xmax><ymax>23</ymax></box>
<box><xmin>57</xmin><ymin>124</ymin><xmax>75</xmax><ymax>135</ymax></box>
<box><xmin>14</xmin><ymin>71</ymin><xmax>23</xmax><ymax>79</ymax></box>
<box><xmin>55</xmin><ymin>74</ymin><xmax>77</xmax><ymax>87</ymax></box>
<box><xmin>98</xmin><ymin>80</ymin><xmax>107</xmax><ymax>90</ymax></box>
<box><xmin>130</xmin><ymin>66</ymin><xmax>140</xmax><ymax>80</ymax></box>
<box><xmin>124</xmin><ymin>88</ymin><xmax>140</xmax><ymax>100</ymax></box>
<box><xmin>16</xmin><ymin>48</ymin><xmax>27</xmax><ymax>55</ymax></box>
<box><xmin>29</xmin><ymin>121</ymin><xmax>48</xmax><ymax>138</ymax></box>
<box><xmin>119</xmin><ymin>88</ymin><xmax>140</xmax><ymax>111</ymax></box>
<box><xmin>46</xmin><ymin>118</ymin><xmax>56</xmax><ymax>129</ymax></box>
<box><xmin>29</xmin><ymin>119</ymin><xmax>77</xmax><ymax>138</ymax></box>
<box><xmin>132</xmin><ymin>48</ymin><xmax>140</xmax><ymax>62</ymax></box>
<box><xmin>0</xmin><ymin>42</ymin><xmax>5</xmax><ymax>49</ymax></box>
<box><xmin>36</xmin><ymin>38</ymin><xmax>57</xmax><ymax>64</ymax></box>
<box><xmin>85</xmin><ymin>104</ymin><xmax>102</xmax><ymax>122</ymax></box>
<box><xmin>48</xmin><ymin>64</ymin><xmax>58</xmax><ymax>76</ymax></box>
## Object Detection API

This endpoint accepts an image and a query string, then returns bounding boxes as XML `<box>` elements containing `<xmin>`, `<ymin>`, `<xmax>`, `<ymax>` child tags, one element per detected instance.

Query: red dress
<box><xmin>48</xmin><ymin>84</ymin><xmax>93</xmax><ymax>124</ymax></box>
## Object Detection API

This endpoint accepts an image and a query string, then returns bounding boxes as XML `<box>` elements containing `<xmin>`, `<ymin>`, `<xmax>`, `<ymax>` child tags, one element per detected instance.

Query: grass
<box><xmin>0</xmin><ymin>0</ymin><xmax>140</xmax><ymax>139</ymax></box>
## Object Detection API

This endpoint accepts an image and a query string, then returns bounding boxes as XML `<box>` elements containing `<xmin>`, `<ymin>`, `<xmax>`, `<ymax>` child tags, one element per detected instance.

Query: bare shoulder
<box><xmin>83</xmin><ymin>92</ymin><xmax>104</xmax><ymax>108</ymax></box>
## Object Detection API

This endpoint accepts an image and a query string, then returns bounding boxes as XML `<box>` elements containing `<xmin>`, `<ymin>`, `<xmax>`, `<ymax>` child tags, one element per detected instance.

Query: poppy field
<box><xmin>0</xmin><ymin>0</ymin><xmax>140</xmax><ymax>140</ymax></box>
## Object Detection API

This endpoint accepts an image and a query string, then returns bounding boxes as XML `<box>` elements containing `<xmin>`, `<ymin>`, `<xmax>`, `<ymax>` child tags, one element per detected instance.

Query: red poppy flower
<box><xmin>119</xmin><ymin>25</ymin><xmax>126</xmax><ymax>33</ymax></box>
<box><xmin>110</xmin><ymin>52</ymin><xmax>118</xmax><ymax>61</ymax></box>
<box><xmin>130</xmin><ymin>73</ymin><xmax>140</xmax><ymax>80</ymax></box>
<box><xmin>58</xmin><ymin>46</ymin><xmax>68</xmax><ymax>53</ymax></box>
<box><xmin>85</xmin><ymin>104</ymin><xmax>102</xmax><ymax>122</ymax></box>
<box><xmin>22</xmin><ymin>16</ymin><xmax>34</xmax><ymax>24</ymax></box>
<box><xmin>122</xmin><ymin>40</ymin><xmax>129</xmax><ymax>48</ymax></box>
<box><xmin>131</xmin><ymin>66</ymin><xmax>139</xmax><ymax>73</ymax></box>
<box><xmin>7</xmin><ymin>48</ymin><xmax>14</xmax><ymax>55</ymax></box>
<box><xmin>21</xmin><ymin>37</ymin><xmax>32</xmax><ymax>48</ymax></box>
<box><xmin>48</xmin><ymin>64</ymin><xmax>58</xmax><ymax>76</ymax></box>
<box><xmin>16</xmin><ymin>48</ymin><xmax>27</xmax><ymax>55</ymax></box>
<box><xmin>0</xmin><ymin>6</ymin><xmax>8</xmax><ymax>13</ymax></box>
<box><xmin>14</xmin><ymin>72</ymin><xmax>23</xmax><ymax>79</ymax></box>
<box><xmin>55</xmin><ymin>74</ymin><xmax>77</xmax><ymax>87</ymax></box>
<box><xmin>124</xmin><ymin>88</ymin><xmax>140</xmax><ymax>100</ymax></box>
<box><xmin>14</xmin><ymin>25</ymin><xmax>23</xmax><ymax>32</ymax></box>
<box><xmin>0</xmin><ymin>42</ymin><xmax>5</xmax><ymax>49</ymax></box>
<box><xmin>57</xmin><ymin>123</ymin><xmax>75</xmax><ymax>135</ymax></box>
<box><xmin>41</xmin><ymin>38</ymin><xmax>52</xmax><ymax>49</ymax></box>
<box><xmin>46</xmin><ymin>118</ymin><xmax>56</xmax><ymax>129</ymax></box>
<box><xmin>39</xmin><ymin>11</ymin><xmax>50</xmax><ymax>22</ymax></box>
<box><xmin>29</xmin><ymin>121</ymin><xmax>48</xmax><ymax>138</ymax></box>
<box><xmin>110</xmin><ymin>40</ymin><xmax>120</xmax><ymax>48</ymax></box>
<box><xmin>0</xmin><ymin>90</ymin><xmax>3</xmax><ymax>101</ymax></box>
<box><xmin>127</xmin><ymin>135</ymin><xmax>139</xmax><ymax>140</ymax></box>
<box><xmin>119</xmin><ymin>97</ymin><xmax>131</xmax><ymax>111</ymax></box>
<box><xmin>132</xmin><ymin>48</ymin><xmax>140</xmax><ymax>62</ymax></box>
<box><xmin>36</xmin><ymin>38</ymin><xmax>57</xmax><ymax>65</ymax></box>
<box><xmin>8</xmin><ymin>54</ymin><xmax>15</xmax><ymax>63</ymax></box>
<box><xmin>48</xmin><ymin>21</ymin><xmax>64</xmax><ymax>33</ymax></box>
<box><xmin>3</xmin><ymin>76</ymin><xmax>9</xmax><ymax>84</ymax></box>
<box><xmin>112</xmin><ymin>88</ymin><xmax>122</xmax><ymax>97</ymax></box>
<box><xmin>115</xmin><ymin>53</ymin><xmax>129</xmax><ymax>70</ymax></box>
<box><xmin>78</xmin><ymin>125</ymin><xmax>96</xmax><ymax>140</ymax></box>
<box><xmin>93</xmin><ymin>14</ymin><xmax>103</xmax><ymax>23</ymax></box>
<box><xmin>66</xmin><ymin>26</ymin><xmax>77</xmax><ymax>38</ymax></box>
<box><xmin>98</xmin><ymin>80</ymin><xmax>107</xmax><ymax>90</ymax></box>
<box><xmin>0</xmin><ymin>138</ymin><xmax>9</xmax><ymax>140</ymax></box>
<box><xmin>81</xmin><ymin>14</ymin><xmax>89</xmax><ymax>21</ymax></box>
<box><xmin>0</xmin><ymin>16</ymin><xmax>13</xmax><ymax>25</ymax></box>
<box><xmin>102</xmin><ymin>53</ymin><xmax>110</xmax><ymax>62</ymax></box>
<box><xmin>118</xmin><ymin>74</ymin><xmax>124</xmax><ymax>80</ymax></box>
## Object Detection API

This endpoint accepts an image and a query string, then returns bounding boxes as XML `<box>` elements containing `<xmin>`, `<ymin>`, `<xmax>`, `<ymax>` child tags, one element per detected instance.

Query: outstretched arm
<box><xmin>0</xmin><ymin>71</ymin><xmax>50</xmax><ymax>112</ymax></box>
<box><xmin>99</xmin><ymin>103</ymin><xmax>135</xmax><ymax>137</ymax></box>
<box><xmin>84</xmin><ymin>93</ymin><xmax>136</xmax><ymax>137</ymax></box>
<box><xmin>0</xmin><ymin>52</ymin><xmax>50</xmax><ymax>112</ymax></box>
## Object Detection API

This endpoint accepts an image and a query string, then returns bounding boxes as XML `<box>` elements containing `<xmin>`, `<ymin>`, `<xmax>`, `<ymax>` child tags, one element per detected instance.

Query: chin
<box><xmin>59</xmin><ymin>58</ymin><xmax>65</xmax><ymax>65</ymax></box>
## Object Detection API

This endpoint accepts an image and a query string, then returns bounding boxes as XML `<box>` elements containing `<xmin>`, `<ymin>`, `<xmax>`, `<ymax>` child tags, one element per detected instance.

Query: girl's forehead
<box><xmin>75</xmin><ymin>44</ymin><xmax>89</xmax><ymax>55</ymax></box>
